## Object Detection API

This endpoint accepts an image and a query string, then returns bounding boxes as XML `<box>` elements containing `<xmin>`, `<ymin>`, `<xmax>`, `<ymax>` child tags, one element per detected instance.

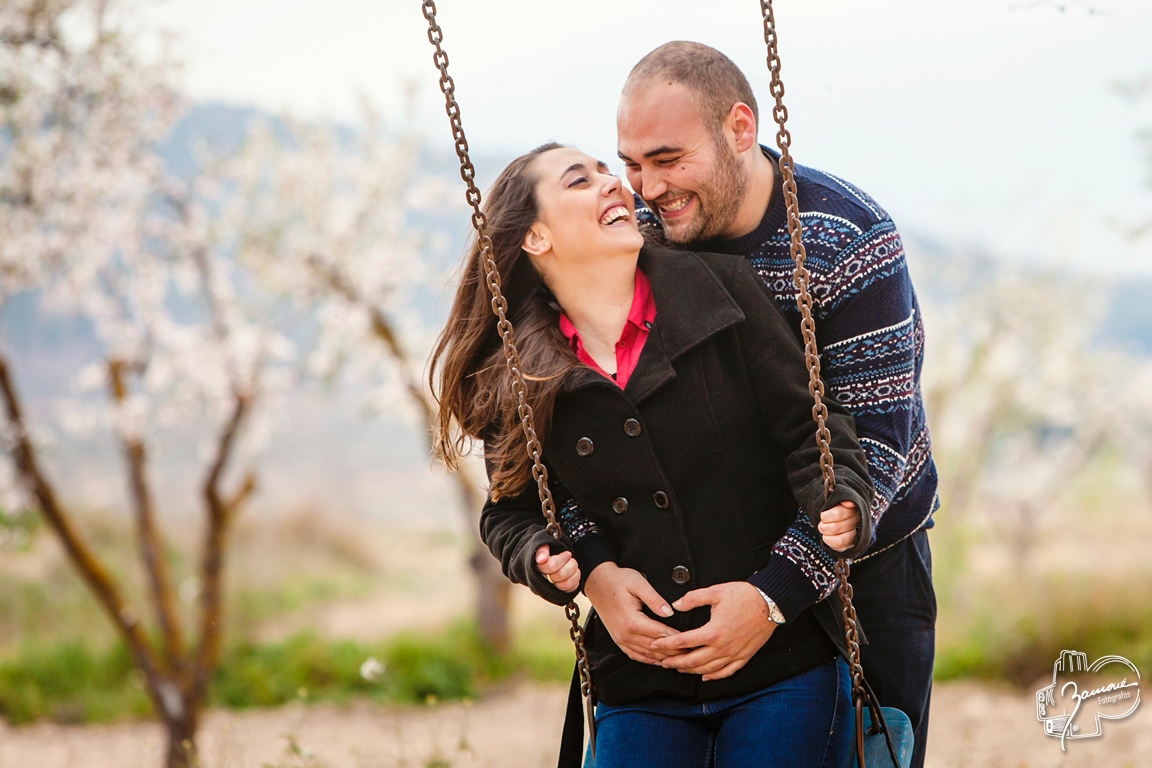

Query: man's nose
<box><xmin>641</xmin><ymin>166</ymin><xmax>667</xmax><ymax>201</ymax></box>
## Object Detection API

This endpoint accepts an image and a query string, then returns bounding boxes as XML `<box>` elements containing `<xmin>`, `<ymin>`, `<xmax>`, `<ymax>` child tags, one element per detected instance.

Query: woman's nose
<box><xmin>600</xmin><ymin>173</ymin><xmax>623</xmax><ymax>196</ymax></box>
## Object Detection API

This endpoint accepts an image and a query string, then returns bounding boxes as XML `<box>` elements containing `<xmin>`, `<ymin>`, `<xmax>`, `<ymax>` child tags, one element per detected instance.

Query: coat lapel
<box><xmin>624</xmin><ymin>246</ymin><xmax>745</xmax><ymax>404</ymax></box>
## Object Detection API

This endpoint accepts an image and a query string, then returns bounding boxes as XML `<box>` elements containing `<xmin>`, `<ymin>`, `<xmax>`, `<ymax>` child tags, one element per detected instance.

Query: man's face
<box><xmin>617</xmin><ymin>81</ymin><xmax>747</xmax><ymax>244</ymax></box>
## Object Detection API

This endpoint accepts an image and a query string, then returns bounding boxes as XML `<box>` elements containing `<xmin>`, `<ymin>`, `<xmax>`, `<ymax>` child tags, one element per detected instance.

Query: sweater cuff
<box><xmin>570</xmin><ymin>532</ymin><xmax>619</xmax><ymax>594</ymax></box>
<box><xmin>747</xmin><ymin>556</ymin><xmax>821</xmax><ymax>623</ymax></box>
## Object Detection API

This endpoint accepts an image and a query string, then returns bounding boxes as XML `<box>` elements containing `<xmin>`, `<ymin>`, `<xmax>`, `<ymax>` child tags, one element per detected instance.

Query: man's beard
<box><xmin>655</xmin><ymin>139</ymin><xmax>748</xmax><ymax>245</ymax></box>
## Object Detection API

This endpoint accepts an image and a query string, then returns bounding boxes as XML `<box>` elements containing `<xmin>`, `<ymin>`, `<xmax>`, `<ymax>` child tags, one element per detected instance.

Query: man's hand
<box><xmin>818</xmin><ymin>500</ymin><xmax>859</xmax><ymax>552</ymax></box>
<box><xmin>534</xmin><ymin>545</ymin><xmax>581</xmax><ymax>593</ymax></box>
<box><xmin>650</xmin><ymin>581</ymin><xmax>776</xmax><ymax>681</ymax></box>
<box><xmin>584</xmin><ymin>562</ymin><xmax>683</xmax><ymax>665</ymax></box>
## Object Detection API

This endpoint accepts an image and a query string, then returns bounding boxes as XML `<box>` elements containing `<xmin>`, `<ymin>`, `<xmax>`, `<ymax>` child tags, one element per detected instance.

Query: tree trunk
<box><xmin>470</xmin><ymin>541</ymin><xmax>512</xmax><ymax>653</ymax></box>
<box><xmin>453</xmin><ymin>464</ymin><xmax>511</xmax><ymax>653</ymax></box>
<box><xmin>164</xmin><ymin>713</ymin><xmax>199</xmax><ymax>768</ymax></box>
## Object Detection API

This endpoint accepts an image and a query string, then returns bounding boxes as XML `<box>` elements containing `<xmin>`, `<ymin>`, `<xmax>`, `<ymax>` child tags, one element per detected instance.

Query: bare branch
<box><xmin>0</xmin><ymin>352</ymin><xmax>168</xmax><ymax>703</ymax></box>
<box><xmin>224</xmin><ymin>470</ymin><xmax>257</xmax><ymax>516</ymax></box>
<box><xmin>307</xmin><ymin>254</ymin><xmax>433</xmax><ymax>425</ymax></box>
<box><xmin>107</xmin><ymin>358</ymin><xmax>186</xmax><ymax>669</ymax></box>
<box><xmin>189</xmin><ymin>390</ymin><xmax>250</xmax><ymax>708</ymax></box>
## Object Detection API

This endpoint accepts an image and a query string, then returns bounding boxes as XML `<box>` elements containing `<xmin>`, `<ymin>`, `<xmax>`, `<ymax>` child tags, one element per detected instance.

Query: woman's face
<box><xmin>522</xmin><ymin>147</ymin><xmax>644</xmax><ymax>266</ymax></box>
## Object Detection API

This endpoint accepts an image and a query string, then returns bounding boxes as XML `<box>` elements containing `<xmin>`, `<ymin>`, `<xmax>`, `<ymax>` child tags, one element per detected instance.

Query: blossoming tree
<box><xmin>1</xmin><ymin>2</ymin><xmax>289</xmax><ymax>765</ymax></box>
<box><xmin>918</xmin><ymin>250</ymin><xmax>1152</xmax><ymax>566</ymax></box>
<box><xmin>209</xmin><ymin>112</ymin><xmax>514</xmax><ymax>652</ymax></box>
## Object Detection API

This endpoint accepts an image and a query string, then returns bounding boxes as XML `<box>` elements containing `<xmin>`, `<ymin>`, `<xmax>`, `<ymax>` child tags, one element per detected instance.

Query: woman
<box><xmin>430</xmin><ymin>143</ymin><xmax>874</xmax><ymax>767</ymax></box>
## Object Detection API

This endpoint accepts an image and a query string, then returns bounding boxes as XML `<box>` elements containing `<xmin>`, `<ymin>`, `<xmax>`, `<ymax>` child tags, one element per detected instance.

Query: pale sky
<box><xmin>145</xmin><ymin>0</ymin><xmax>1152</xmax><ymax>277</ymax></box>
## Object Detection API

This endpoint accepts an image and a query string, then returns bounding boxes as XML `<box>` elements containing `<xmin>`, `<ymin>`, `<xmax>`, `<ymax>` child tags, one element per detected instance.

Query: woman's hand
<box><xmin>650</xmin><ymin>582</ymin><xmax>777</xmax><ymax>681</ymax></box>
<box><xmin>534</xmin><ymin>545</ymin><xmax>581</xmax><ymax>593</ymax></box>
<box><xmin>818</xmin><ymin>500</ymin><xmax>859</xmax><ymax>552</ymax></box>
<box><xmin>584</xmin><ymin>562</ymin><xmax>683</xmax><ymax>665</ymax></box>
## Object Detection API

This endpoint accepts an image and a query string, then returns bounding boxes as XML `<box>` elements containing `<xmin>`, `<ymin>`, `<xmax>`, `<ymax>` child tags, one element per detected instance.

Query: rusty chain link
<box><xmin>420</xmin><ymin>0</ymin><xmax>596</xmax><ymax>755</ymax></box>
<box><xmin>759</xmin><ymin>2</ymin><xmax>867</xmax><ymax>761</ymax></box>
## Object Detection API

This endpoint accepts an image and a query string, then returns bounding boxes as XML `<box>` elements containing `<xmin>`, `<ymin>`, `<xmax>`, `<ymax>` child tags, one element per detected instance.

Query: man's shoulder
<box><xmin>764</xmin><ymin>147</ymin><xmax>893</xmax><ymax>233</ymax></box>
<box><xmin>795</xmin><ymin>164</ymin><xmax>892</xmax><ymax>231</ymax></box>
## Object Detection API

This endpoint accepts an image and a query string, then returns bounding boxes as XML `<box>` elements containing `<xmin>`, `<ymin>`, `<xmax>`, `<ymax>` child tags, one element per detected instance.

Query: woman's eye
<box><xmin>567</xmin><ymin>177</ymin><xmax>588</xmax><ymax>188</ymax></box>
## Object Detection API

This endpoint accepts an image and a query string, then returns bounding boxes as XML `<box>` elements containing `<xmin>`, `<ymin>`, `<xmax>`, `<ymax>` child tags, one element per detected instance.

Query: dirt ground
<box><xmin>0</xmin><ymin>678</ymin><xmax>1146</xmax><ymax>768</ymax></box>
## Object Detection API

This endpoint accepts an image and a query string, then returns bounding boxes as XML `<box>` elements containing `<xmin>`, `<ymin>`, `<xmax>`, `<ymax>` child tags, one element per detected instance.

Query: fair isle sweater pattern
<box><xmin>559</xmin><ymin>149</ymin><xmax>939</xmax><ymax>622</ymax></box>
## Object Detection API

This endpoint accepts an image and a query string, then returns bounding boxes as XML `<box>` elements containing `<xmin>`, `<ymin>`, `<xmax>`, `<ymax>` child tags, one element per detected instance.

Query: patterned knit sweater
<box><xmin>559</xmin><ymin>147</ymin><xmax>939</xmax><ymax>622</ymax></box>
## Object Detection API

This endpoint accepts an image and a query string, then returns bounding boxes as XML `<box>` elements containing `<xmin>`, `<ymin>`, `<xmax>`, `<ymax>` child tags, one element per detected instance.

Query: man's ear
<box><xmin>728</xmin><ymin>102</ymin><xmax>758</xmax><ymax>153</ymax></box>
<box><xmin>522</xmin><ymin>223</ymin><xmax>550</xmax><ymax>257</ymax></box>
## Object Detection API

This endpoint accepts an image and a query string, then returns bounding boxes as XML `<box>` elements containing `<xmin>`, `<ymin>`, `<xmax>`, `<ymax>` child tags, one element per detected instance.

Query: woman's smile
<box><xmin>600</xmin><ymin>203</ymin><xmax>631</xmax><ymax>226</ymax></box>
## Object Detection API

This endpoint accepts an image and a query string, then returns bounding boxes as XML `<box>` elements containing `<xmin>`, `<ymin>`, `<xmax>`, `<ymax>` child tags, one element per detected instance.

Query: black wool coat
<box><xmin>480</xmin><ymin>245</ymin><xmax>875</xmax><ymax>706</ymax></box>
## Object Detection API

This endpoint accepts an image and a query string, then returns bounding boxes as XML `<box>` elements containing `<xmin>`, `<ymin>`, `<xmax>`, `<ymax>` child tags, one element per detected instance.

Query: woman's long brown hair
<box><xmin>429</xmin><ymin>142</ymin><xmax>581</xmax><ymax>500</ymax></box>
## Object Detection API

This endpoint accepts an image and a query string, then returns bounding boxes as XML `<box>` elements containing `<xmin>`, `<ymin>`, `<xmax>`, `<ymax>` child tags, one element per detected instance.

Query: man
<box><xmin>581</xmin><ymin>41</ymin><xmax>938</xmax><ymax>766</ymax></box>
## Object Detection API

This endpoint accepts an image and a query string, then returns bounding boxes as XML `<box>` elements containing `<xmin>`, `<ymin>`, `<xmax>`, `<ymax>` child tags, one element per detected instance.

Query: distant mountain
<box><xmin>159</xmin><ymin>102</ymin><xmax>269</xmax><ymax>179</ymax></box>
<box><xmin>1102</xmin><ymin>280</ymin><xmax>1152</xmax><ymax>354</ymax></box>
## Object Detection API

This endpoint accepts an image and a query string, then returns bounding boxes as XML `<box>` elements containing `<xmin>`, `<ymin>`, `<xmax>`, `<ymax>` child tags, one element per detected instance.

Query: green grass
<box><xmin>0</xmin><ymin>619</ymin><xmax>573</xmax><ymax>725</ymax></box>
<box><xmin>934</xmin><ymin>575</ymin><xmax>1152</xmax><ymax>688</ymax></box>
<box><xmin>226</xmin><ymin>576</ymin><xmax>376</xmax><ymax>640</ymax></box>
<box><xmin>0</xmin><ymin>641</ymin><xmax>152</xmax><ymax>724</ymax></box>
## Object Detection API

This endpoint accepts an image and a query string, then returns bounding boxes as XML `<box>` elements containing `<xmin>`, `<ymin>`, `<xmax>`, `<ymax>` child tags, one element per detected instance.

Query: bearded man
<box><xmin>573</xmin><ymin>41</ymin><xmax>938</xmax><ymax>768</ymax></box>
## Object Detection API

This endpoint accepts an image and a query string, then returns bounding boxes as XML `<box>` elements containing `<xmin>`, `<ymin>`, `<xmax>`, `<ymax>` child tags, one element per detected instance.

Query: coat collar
<box><xmin>561</xmin><ymin>245</ymin><xmax>745</xmax><ymax>403</ymax></box>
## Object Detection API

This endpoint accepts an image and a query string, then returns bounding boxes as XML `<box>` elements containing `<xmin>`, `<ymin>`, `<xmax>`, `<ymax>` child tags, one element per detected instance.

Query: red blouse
<box><xmin>558</xmin><ymin>269</ymin><xmax>657</xmax><ymax>389</ymax></box>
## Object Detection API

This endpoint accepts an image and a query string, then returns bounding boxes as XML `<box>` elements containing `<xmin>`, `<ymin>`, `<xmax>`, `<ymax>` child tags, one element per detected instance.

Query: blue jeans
<box><xmin>588</xmin><ymin>657</ymin><xmax>852</xmax><ymax>768</ymax></box>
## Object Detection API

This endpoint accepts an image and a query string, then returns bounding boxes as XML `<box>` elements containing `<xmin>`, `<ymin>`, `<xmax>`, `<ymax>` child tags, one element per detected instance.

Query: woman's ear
<box><xmin>522</xmin><ymin>223</ymin><xmax>551</xmax><ymax>257</ymax></box>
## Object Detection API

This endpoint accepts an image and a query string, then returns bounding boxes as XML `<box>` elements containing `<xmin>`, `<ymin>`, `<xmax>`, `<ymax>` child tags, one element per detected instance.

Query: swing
<box><xmin>419</xmin><ymin>2</ymin><xmax>915</xmax><ymax>766</ymax></box>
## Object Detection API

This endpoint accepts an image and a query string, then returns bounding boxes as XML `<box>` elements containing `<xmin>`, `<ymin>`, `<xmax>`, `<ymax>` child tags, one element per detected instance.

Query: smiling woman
<box><xmin>520</xmin><ymin>148</ymin><xmax>646</xmax><ymax>381</ymax></box>
<box><xmin>428</xmin><ymin>138</ymin><xmax>875</xmax><ymax>767</ymax></box>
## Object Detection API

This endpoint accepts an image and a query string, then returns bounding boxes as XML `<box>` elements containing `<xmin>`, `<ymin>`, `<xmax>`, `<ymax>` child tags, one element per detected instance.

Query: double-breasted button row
<box><xmin>576</xmin><ymin>421</ymin><xmax>667</xmax><ymax>517</ymax></box>
<box><xmin>577</xmin><ymin>421</ymin><xmax>641</xmax><ymax>456</ymax></box>
<box><xmin>606</xmin><ymin>493</ymin><xmax>670</xmax><ymax>517</ymax></box>
<box><xmin>671</xmin><ymin>565</ymin><xmax>691</xmax><ymax>585</ymax></box>
<box><xmin>576</xmin><ymin>420</ymin><xmax>641</xmax><ymax>454</ymax></box>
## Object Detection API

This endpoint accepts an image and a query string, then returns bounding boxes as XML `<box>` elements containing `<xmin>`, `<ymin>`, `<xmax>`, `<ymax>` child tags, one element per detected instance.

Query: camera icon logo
<box><xmin>1036</xmin><ymin>649</ymin><xmax>1140</xmax><ymax>751</ymax></box>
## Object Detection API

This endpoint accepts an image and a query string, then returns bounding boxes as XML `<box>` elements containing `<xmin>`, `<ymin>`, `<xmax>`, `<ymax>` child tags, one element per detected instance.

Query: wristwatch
<box><xmin>755</xmin><ymin>588</ymin><xmax>786</xmax><ymax>624</ymax></box>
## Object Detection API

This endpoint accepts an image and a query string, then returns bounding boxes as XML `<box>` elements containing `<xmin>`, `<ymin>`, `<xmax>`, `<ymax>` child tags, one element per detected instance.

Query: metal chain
<box><xmin>420</xmin><ymin>0</ymin><xmax>596</xmax><ymax>752</ymax></box>
<box><xmin>759</xmin><ymin>0</ymin><xmax>867</xmax><ymax>743</ymax></box>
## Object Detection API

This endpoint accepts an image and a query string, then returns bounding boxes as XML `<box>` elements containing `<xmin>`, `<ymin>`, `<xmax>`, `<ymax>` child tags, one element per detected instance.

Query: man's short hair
<box><xmin>623</xmin><ymin>41</ymin><xmax>758</xmax><ymax>138</ymax></box>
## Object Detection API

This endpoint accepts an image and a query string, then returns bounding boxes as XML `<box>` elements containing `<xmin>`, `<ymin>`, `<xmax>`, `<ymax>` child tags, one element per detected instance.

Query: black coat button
<box><xmin>624</xmin><ymin>418</ymin><xmax>642</xmax><ymax>437</ymax></box>
<box><xmin>653</xmin><ymin>491</ymin><xmax>669</xmax><ymax>509</ymax></box>
<box><xmin>612</xmin><ymin>497</ymin><xmax>629</xmax><ymax>515</ymax></box>
<box><xmin>576</xmin><ymin>437</ymin><xmax>594</xmax><ymax>456</ymax></box>
<box><xmin>671</xmin><ymin>566</ymin><xmax>690</xmax><ymax>585</ymax></box>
